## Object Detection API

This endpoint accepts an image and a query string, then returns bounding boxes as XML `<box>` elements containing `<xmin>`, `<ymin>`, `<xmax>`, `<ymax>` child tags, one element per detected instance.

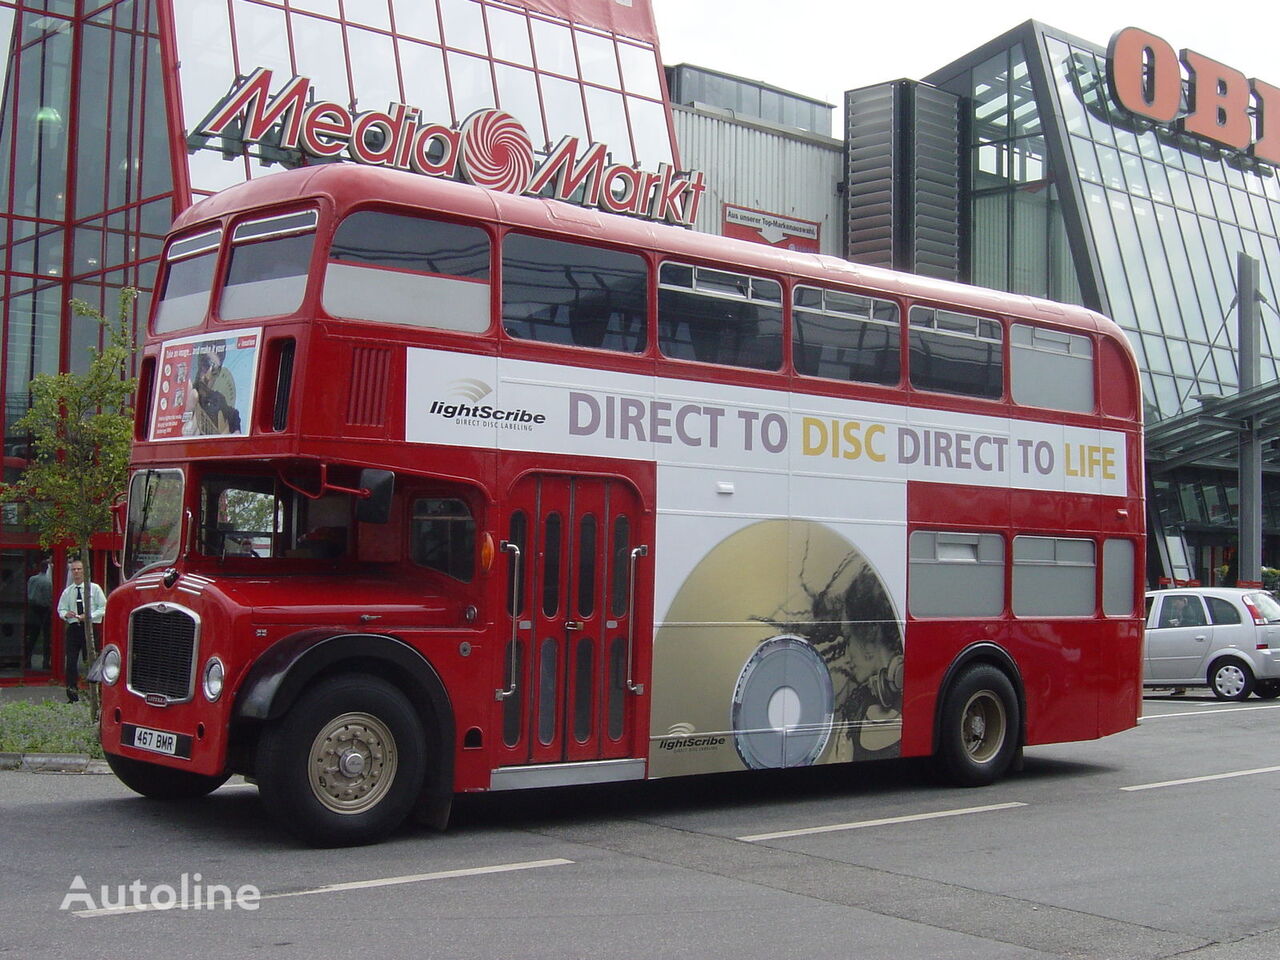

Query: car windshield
<box><xmin>124</xmin><ymin>469</ymin><xmax>185</xmax><ymax>578</ymax></box>
<box><xmin>1248</xmin><ymin>592</ymin><xmax>1280</xmax><ymax>622</ymax></box>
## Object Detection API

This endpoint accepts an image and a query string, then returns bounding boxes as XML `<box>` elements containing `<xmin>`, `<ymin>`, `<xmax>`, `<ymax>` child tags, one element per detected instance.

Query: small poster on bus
<box><xmin>149</xmin><ymin>328</ymin><xmax>261</xmax><ymax>441</ymax></box>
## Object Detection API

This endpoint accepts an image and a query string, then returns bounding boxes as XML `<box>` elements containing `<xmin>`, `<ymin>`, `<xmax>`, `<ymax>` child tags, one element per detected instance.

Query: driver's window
<box><xmin>291</xmin><ymin>494</ymin><xmax>349</xmax><ymax>558</ymax></box>
<box><xmin>201</xmin><ymin>481</ymin><xmax>277</xmax><ymax>557</ymax></box>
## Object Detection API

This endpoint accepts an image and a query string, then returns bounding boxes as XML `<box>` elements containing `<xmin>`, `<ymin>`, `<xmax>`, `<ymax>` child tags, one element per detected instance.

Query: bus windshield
<box><xmin>124</xmin><ymin>468</ymin><xmax>185</xmax><ymax>578</ymax></box>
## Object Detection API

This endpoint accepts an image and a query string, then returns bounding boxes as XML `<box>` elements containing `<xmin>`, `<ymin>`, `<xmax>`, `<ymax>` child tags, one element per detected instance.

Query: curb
<box><xmin>0</xmin><ymin>752</ymin><xmax>110</xmax><ymax>774</ymax></box>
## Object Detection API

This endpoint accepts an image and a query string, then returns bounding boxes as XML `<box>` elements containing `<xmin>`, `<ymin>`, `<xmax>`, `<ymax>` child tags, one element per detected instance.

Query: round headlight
<box><xmin>202</xmin><ymin>657</ymin><xmax>225</xmax><ymax>702</ymax></box>
<box><xmin>101</xmin><ymin>645</ymin><xmax>121</xmax><ymax>686</ymax></box>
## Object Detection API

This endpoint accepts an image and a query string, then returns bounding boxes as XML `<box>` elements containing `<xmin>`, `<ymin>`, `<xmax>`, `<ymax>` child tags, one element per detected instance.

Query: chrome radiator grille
<box><xmin>128</xmin><ymin>605</ymin><xmax>198</xmax><ymax>702</ymax></box>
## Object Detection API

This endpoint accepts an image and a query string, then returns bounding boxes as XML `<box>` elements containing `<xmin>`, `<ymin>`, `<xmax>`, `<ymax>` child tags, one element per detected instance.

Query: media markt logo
<box><xmin>658</xmin><ymin>722</ymin><xmax>726</xmax><ymax>753</ymax></box>
<box><xmin>59</xmin><ymin>874</ymin><xmax>260</xmax><ymax>916</ymax></box>
<box><xmin>191</xmin><ymin>68</ymin><xmax>707</xmax><ymax>226</ymax></box>
<box><xmin>428</xmin><ymin>379</ymin><xmax>548</xmax><ymax>432</ymax></box>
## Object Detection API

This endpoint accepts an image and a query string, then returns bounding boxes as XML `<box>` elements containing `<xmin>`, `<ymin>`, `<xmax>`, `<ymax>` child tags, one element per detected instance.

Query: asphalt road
<box><xmin>4</xmin><ymin>693</ymin><xmax>1280</xmax><ymax>960</ymax></box>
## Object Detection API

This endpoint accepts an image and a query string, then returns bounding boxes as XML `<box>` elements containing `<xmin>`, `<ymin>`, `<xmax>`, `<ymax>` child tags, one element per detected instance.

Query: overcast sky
<box><xmin>651</xmin><ymin>1</ymin><xmax>1279</xmax><ymax>131</ymax></box>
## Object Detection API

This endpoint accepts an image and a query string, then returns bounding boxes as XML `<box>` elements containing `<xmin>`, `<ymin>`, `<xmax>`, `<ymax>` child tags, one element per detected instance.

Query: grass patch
<box><xmin>0</xmin><ymin>697</ymin><xmax>103</xmax><ymax>758</ymax></box>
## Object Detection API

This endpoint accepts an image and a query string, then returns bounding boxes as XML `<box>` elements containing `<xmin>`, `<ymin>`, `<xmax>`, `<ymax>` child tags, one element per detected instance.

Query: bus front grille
<box><xmin>128</xmin><ymin>605</ymin><xmax>198</xmax><ymax>703</ymax></box>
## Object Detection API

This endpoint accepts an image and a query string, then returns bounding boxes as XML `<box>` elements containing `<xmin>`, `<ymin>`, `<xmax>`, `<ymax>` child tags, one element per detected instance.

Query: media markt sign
<box><xmin>191</xmin><ymin>68</ymin><xmax>706</xmax><ymax>227</ymax></box>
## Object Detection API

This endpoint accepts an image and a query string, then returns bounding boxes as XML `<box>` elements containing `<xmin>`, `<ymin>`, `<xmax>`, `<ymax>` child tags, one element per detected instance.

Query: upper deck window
<box><xmin>219</xmin><ymin>211</ymin><xmax>317</xmax><ymax>322</ymax></box>
<box><xmin>908</xmin><ymin>306</ymin><xmax>1003</xmax><ymax>399</ymax></box>
<box><xmin>1010</xmin><ymin>323</ymin><xmax>1094</xmax><ymax>413</ymax></box>
<box><xmin>793</xmin><ymin>285</ymin><xmax>900</xmax><ymax>385</ymax></box>
<box><xmin>154</xmin><ymin>228</ymin><xmax>222</xmax><ymax>334</ymax></box>
<box><xmin>324</xmin><ymin>212</ymin><xmax>491</xmax><ymax>332</ymax></box>
<box><xmin>502</xmin><ymin>235</ymin><xmax>647</xmax><ymax>352</ymax></box>
<box><xmin>658</xmin><ymin>263</ymin><xmax>782</xmax><ymax>370</ymax></box>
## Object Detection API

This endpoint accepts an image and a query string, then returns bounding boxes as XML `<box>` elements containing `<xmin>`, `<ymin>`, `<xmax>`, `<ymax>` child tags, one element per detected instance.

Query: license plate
<box><xmin>131</xmin><ymin>725</ymin><xmax>179</xmax><ymax>756</ymax></box>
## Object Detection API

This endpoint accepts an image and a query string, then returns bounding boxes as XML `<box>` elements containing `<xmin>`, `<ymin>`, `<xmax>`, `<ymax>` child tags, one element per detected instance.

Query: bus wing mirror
<box><xmin>357</xmin><ymin>469</ymin><xmax>395</xmax><ymax>524</ymax></box>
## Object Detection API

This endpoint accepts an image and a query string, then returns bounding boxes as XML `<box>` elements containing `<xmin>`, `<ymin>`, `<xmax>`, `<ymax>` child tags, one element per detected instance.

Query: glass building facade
<box><xmin>925</xmin><ymin>22</ymin><xmax>1280</xmax><ymax>584</ymax></box>
<box><xmin>0</xmin><ymin>0</ymin><xmax>677</xmax><ymax>682</ymax></box>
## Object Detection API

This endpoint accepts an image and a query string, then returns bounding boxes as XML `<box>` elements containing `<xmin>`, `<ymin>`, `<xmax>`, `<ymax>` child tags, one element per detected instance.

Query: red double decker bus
<box><xmin>99</xmin><ymin>164</ymin><xmax>1144</xmax><ymax>845</ymax></box>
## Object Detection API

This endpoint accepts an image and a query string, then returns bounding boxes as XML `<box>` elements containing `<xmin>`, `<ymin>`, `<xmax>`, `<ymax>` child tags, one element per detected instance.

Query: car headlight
<box><xmin>202</xmin><ymin>657</ymin><xmax>225</xmax><ymax>702</ymax></box>
<box><xmin>100</xmin><ymin>645</ymin><xmax>121</xmax><ymax>686</ymax></box>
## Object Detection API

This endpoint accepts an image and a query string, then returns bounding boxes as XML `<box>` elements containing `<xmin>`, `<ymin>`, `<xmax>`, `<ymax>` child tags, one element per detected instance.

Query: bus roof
<box><xmin>174</xmin><ymin>164</ymin><xmax>1128</xmax><ymax>344</ymax></box>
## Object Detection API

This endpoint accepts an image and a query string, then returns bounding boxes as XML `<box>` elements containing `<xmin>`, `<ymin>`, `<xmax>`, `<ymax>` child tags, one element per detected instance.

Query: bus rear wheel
<box><xmin>935</xmin><ymin>664</ymin><xmax>1020</xmax><ymax>787</ymax></box>
<box><xmin>256</xmin><ymin>674</ymin><xmax>426</xmax><ymax>847</ymax></box>
<box><xmin>105</xmin><ymin>752</ymin><xmax>230</xmax><ymax>800</ymax></box>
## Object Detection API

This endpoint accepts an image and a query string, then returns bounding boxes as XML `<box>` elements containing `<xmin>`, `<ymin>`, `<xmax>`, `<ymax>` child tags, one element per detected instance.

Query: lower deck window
<box><xmin>411</xmin><ymin>498</ymin><xmax>476</xmax><ymax>581</ymax></box>
<box><xmin>1102</xmin><ymin>538</ymin><xmax>1135</xmax><ymax>616</ymax></box>
<box><xmin>1013</xmin><ymin>536</ymin><xmax>1095</xmax><ymax>616</ymax></box>
<box><xmin>909</xmin><ymin>531</ymin><xmax>1004</xmax><ymax>617</ymax></box>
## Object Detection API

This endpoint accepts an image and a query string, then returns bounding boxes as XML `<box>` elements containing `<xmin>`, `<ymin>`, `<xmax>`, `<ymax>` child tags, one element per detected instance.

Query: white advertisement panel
<box><xmin>405</xmin><ymin>348</ymin><xmax>1128</xmax><ymax>497</ymax></box>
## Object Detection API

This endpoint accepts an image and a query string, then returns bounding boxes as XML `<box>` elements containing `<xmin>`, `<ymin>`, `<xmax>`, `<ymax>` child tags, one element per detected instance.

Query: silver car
<box><xmin>1144</xmin><ymin>588</ymin><xmax>1280</xmax><ymax>700</ymax></box>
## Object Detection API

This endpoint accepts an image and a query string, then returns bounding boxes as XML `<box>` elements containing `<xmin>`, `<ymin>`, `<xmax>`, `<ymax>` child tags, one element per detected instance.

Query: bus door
<box><xmin>497</xmin><ymin>474</ymin><xmax>644</xmax><ymax>766</ymax></box>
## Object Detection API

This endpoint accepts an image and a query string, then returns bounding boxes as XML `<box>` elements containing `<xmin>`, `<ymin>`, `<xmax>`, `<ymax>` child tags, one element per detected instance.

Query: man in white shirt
<box><xmin>56</xmin><ymin>560</ymin><xmax>107</xmax><ymax>703</ymax></box>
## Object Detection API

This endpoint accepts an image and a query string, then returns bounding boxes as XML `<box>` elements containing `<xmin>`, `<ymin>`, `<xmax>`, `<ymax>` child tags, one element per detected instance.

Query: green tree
<box><xmin>1</xmin><ymin>289</ymin><xmax>138</xmax><ymax>707</ymax></box>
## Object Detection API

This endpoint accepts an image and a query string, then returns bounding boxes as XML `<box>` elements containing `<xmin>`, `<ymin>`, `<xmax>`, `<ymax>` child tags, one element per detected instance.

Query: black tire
<box><xmin>105</xmin><ymin>752</ymin><xmax>230</xmax><ymax>800</ymax></box>
<box><xmin>1209</xmin><ymin>658</ymin><xmax>1255</xmax><ymax>701</ymax></box>
<box><xmin>256</xmin><ymin>674</ymin><xmax>426</xmax><ymax>847</ymax></box>
<box><xmin>935</xmin><ymin>664</ymin><xmax>1020</xmax><ymax>787</ymax></box>
<box><xmin>1254</xmin><ymin>679</ymin><xmax>1280</xmax><ymax>700</ymax></box>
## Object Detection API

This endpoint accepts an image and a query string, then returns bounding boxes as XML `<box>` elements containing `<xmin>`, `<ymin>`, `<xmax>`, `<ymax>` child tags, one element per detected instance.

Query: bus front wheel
<box><xmin>935</xmin><ymin>664</ymin><xmax>1020</xmax><ymax>787</ymax></box>
<box><xmin>256</xmin><ymin>674</ymin><xmax>426</xmax><ymax>846</ymax></box>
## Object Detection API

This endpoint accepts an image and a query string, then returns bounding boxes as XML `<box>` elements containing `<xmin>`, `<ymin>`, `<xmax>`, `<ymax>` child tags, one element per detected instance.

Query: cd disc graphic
<box><xmin>731</xmin><ymin>635</ymin><xmax>833</xmax><ymax>769</ymax></box>
<box><xmin>651</xmin><ymin>518</ymin><xmax>904</xmax><ymax>777</ymax></box>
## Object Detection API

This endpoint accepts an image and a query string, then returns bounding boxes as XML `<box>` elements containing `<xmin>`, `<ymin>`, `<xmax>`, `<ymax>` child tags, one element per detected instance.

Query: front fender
<box><xmin>231</xmin><ymin>630</ymin><xmax>455</xmax><ymax>800</ymax></box>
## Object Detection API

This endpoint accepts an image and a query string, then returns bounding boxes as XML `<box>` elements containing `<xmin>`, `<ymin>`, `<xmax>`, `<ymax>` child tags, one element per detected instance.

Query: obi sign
<box><xmin>1107</xmin><ymin>27</ymin><xmax>1279</xmax><ymax>165</ymax></box>
<box><xmin>192</xmin><ymin>68</ymin><xmax>706</xmax><ymax>226</ymax></box>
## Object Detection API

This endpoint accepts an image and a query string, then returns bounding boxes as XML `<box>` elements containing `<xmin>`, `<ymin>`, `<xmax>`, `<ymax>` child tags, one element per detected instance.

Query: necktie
<box><xmin>76</xmin><ymin>585</ymin><xmax>84</xmax><ymax>619</ymax></box>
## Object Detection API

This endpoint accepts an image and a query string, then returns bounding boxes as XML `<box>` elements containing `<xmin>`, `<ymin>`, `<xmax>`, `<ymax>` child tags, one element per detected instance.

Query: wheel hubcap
<box><xmin>308</xmin><ymin>711</ymin><xmax>397</xmax><ymax>815</ymax></box>
<box><xmin>1216</xmin><ymin>666</ymin><xmax>1245</xmax><ymax>697</ymax></box>
<box><xmin>961</xmin><ymin>691</ymin><xmax>1007</xmax><ymax>764</ymax></box>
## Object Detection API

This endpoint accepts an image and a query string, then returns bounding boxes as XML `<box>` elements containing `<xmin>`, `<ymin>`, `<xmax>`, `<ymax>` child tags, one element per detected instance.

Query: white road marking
<box><xmin>72</xmin><ymin>858</ymin><xmax>573</xmax><ymax>917</ymax></box>
<box><xmin>1142</xmin><ymin>703</ymin><xmax>1280</xmax><ymax>720</ymax></box>
<box><xmin>737</xmin><ymin>801</ymin><xmax>1028</xmax><ymax>842</ymax></box>
<box><xmin>1121</xmin><ymin>765</ymin><xmax>1280</xmax><ymax>792</ymax></box>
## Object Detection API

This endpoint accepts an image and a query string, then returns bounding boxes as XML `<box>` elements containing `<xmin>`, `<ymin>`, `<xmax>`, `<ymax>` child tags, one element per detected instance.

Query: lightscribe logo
<box><xmin>60</xmin><ymin>873</ymin><xmax>260</xmax><ymax>916</ymax></box>
<box><xmin>658</xmin><ymin>722</ymin><xmax>726</xmax><ymax>752</ymax></box>
<box><xmin>192</xmin><ymin>68</ymin><xmax>706</xmax><ymax>226</ymax></box>
<box><xmin>428</xmin><ymin>379</ymin><xmax>547</xmax><ymax>430</ymax></box>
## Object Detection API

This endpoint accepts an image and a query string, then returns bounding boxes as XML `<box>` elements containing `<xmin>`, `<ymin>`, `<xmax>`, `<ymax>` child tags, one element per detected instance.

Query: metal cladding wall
<box><xmin>844</xmin><ymin>83</ymin><xmax>897</xmax><ymax>270</ymax></box>
<box><xmin>671</xmin><ymin>104</ymin><xmax>844</xmax><ymax>256</ymax></box>
<box><xmin>910</xmin><ymin>84</ymin><xmax>963</xmax><ymax>278</ymax></box>
<box><xmin>845</xmin><ymin>80</ymin><xmax>962</xmax><ymax>280</ymax></box>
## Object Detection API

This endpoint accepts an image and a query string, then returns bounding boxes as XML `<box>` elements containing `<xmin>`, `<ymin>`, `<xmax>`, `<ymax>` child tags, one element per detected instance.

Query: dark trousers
<box><xmin>24</xmin><ymin>605</ymin><xmax>50</xmax><ymax>669</ymax></box>
<box><xmin>64</xmin><ymin>622</ymin><xmax>90</xmax><ymax>691</ymax></box>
